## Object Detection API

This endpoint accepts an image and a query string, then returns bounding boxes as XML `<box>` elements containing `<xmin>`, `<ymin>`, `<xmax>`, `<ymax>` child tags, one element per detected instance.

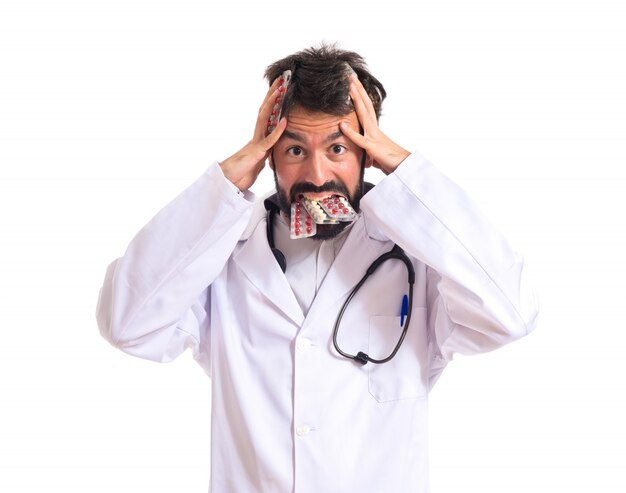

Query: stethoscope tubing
<box><xmin>264</xmin><ymin>200</ymin><xmax>415</xmax><ymax>365</ymax></box>
<box><xmin>332</xmin><ymin>245</ymin><xmax>415</xmax><ymax>365</ymax></box>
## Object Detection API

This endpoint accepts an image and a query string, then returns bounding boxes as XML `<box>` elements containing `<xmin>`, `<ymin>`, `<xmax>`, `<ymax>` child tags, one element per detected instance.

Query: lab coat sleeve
<box><xmin>96</xmin><ymin>162</ymin><xmax>255</xmax><ymax>367</ymax></box>
<box><xmin>360</xmin><ymin>151</ymin><xmax>538</xmax><ymax>363</ymax></box>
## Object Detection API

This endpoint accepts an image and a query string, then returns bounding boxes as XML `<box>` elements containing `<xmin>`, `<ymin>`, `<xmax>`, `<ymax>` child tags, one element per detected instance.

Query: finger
<box><xmin>349</xmin><ymin>84</ymin><xmax>370</xmax><ymax>132</ymax></box>
<box><xmin>339</xmin><ymin>121</ymin><xmax>367</xmax><ymax>149</ymax></box>
<box><xmin>350</xmin><ymin>74</ymin><xmax>377</xmax><ymax>117</ymax></box>
<box><xmin>263</xmin><ymin>116</ymin><xmax>287</xmax><ymax>149</ymax></box>
<box><xmin>349</xmin><ymin>79</ymin><xmax>376</xmax><ymax>133</ymax></box>
<box><xmin>254</xmin><ymin>87</ymin><xmax>281</xmax><ymax>140</ymax></box>
<box><xmin>255</xmin><ymin>78</ymin><xmax>284</xmax><ymax>136</ymax></box>
<box><xmin>350</xmin><ymin>86</ymin><xmax>377</xmax><ymax>133</ymax></box>
<box><xmin>259</xmin><ymin>77</ymin><xmax>283</xmax><ymax>113</ymax></box>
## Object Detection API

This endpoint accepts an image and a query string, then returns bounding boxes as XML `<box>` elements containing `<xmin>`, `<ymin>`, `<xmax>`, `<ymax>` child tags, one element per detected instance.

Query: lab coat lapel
<box><xmin>232</xmin><ymin>221</ymin><xmax>305</xmax><ymax>327</ymax></box>
<box><xmin>304</xmin><ymin>219</ymin><xmax>389</xmax><ymax>329</ymax></box>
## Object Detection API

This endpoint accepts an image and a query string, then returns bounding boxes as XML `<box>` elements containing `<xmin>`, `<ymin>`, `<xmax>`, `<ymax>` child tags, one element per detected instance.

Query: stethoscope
<box><xmin>264</xmin><ymin>195</ymin><xmax>415</xmax><ymax>365</ymax></box>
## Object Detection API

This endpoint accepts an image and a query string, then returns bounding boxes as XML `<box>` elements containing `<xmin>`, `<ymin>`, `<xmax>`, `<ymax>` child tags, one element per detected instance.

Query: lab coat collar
<box><xmin>232</xmin><ymin>217</ymin><xmax>305</xmax><ymax>327</ymax></box>
<box><xmin>302</xmin><ymin>216</ymin><xmax>390</xmax><ymax>330</ymax></box>
<box><xmin>233</xmin><ymin>189</ymin><xmax>390</xmax><ymax>330</ymax></box>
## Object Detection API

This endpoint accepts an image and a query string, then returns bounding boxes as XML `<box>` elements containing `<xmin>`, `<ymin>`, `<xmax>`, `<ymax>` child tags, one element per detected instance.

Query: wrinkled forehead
<box><xmin>285</xmin><ymin>106</ymin><xmax>359</xmax><ymax>135</ymax></box>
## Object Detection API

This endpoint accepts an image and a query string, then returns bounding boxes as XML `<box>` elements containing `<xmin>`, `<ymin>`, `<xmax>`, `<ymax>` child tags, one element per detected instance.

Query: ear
<box><xmin>268</xmin><ymin>151</ymin><xmax>275</xmax><ymax>171</ymax></box>
<box><xmin>364</xmin><ymin>153</ymin><xmax>374</xmax><ymax>168</ymax></box>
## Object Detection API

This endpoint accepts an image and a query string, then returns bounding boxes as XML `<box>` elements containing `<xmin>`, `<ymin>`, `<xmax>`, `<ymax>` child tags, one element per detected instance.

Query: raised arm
<box><xmin>96</xmin><ymin>80</ymin><xmax>287</xmax><ymax>365</ymax></box>
<box><xmin>343</xmin><ymin>75</ymin><xmax>537</xmax><ymax>364</ymax></box>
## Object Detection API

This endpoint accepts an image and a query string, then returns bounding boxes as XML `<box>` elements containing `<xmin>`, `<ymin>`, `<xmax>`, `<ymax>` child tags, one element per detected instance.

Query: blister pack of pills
<box><xmin>290</xmin><ymin>194</ymin><xmax>357</xmax><ymax>239</ymax></box>
<box><xmin>318</xmin><ymin>196</ymin><xmax>357</xmax><ymax>221</ymax></box>
<box><xmin>290</xmin><ymin>200</ymin><xmax>317</xmax><ymax>239</ymax></box>
<box><xmin>267</xmin><ymin>70</ymin><xmax>291</xmax><ymax>134</ymax></box>
<box><xmin>303</xmin><ymin>197</ymin><xmax>340</xmax><ymax>225</ymax></box>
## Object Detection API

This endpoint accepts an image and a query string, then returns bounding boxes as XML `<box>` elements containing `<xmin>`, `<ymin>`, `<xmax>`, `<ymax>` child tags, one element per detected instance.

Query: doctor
<box><xmin>97</xmin><ymin>44</ymin><xmax>538</xmax><ymax>492</ymax></box>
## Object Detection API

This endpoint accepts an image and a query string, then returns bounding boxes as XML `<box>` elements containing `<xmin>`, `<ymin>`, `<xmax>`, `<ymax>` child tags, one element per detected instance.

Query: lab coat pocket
<box><xmin>368</xmin><ymin>311</ymin><xmax>428</xmax><ymax>403</ymax></box>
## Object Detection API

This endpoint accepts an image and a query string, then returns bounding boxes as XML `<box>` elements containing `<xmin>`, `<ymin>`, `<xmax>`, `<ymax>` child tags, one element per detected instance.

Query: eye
<box><xmin>287</xmin><ymin>146</ymin><xmax>303</xmax><ymax>157</ymax></box>
<box><xmin>330</xmin><ymin>144</ymin><xmax>347</xmax><ymax>155</ymax></box>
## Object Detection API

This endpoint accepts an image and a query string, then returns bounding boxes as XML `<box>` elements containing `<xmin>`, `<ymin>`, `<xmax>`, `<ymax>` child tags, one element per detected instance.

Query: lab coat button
<box><xmin>296</xmin><ymin>337</ymin><xmax>312</xmax><ymax>352</ymax></box>
<box><xmin>296</xmin><ymin>424</ymin><xmax>311</xmax><ymax>437</ymax></box>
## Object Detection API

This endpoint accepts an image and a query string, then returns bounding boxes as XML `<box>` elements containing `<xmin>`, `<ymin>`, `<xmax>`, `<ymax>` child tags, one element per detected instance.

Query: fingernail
<box><xmin>344</xmin><ymin>63</ymin><xmax>357</xmax><ymax>78</ymax></box>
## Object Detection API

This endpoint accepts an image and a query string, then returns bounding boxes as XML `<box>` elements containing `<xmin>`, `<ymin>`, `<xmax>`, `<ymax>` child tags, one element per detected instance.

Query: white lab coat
<box><xmin>97</xmin><ymin>150</ymin><xmax>538</xmax><ymax>493</ymax></box>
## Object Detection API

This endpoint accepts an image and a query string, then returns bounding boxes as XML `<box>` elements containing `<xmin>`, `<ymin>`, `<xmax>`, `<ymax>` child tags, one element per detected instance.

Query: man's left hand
<box><xmin>339</xmin><ymin>74</ymin><xmax>411</xmax><ymax>175</ymax></box>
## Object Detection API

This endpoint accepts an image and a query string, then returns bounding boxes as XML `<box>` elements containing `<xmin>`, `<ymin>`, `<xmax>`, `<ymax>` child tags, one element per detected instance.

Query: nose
<box><xmin>303</xmin><ymin>152</ymin><xmax>331</xmax><ymax>187</ymax></box>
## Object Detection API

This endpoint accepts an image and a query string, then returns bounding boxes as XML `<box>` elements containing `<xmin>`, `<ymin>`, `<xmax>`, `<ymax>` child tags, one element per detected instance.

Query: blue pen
<box><xmin>400</xmin><ymin>294</ymin><xmax>408</xmax><ymax>327</ymax></box>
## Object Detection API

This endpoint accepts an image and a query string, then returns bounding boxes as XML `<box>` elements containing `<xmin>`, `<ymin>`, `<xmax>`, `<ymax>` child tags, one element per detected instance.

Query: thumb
<box><xmin>339</xmin><ymin>121</ymin><xmax>366</xmax><ymax>149</ymax></box>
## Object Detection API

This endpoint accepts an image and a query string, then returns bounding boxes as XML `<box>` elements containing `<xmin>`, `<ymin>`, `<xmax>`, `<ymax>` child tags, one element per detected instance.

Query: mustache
<box><xmin>290</xmin><ymin>181</ymin><xmax>351</xmax><ymax>201</ymax></box>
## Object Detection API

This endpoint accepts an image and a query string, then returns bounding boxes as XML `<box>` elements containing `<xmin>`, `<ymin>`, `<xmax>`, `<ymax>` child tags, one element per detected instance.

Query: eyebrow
<box><xmin>279</xmin><ymin>130</ymin><xmax>305</xmax><ymax>143</ymax></box>
<box><xmin>278</xmin><ymin>129</ymin><xmax>346</xmax><ymax>145</ymax></box>
<box><xmin>324</xmin><ymin>130</ymin><xmax>345</xmax><ymax>144</ymax></box>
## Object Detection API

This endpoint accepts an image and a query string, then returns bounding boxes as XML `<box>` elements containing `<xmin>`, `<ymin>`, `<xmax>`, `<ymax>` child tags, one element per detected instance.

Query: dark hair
<box><xmin>264</xmin><ymin>43</ymin><xmax>386</xmax><ymax>120</ymax></box>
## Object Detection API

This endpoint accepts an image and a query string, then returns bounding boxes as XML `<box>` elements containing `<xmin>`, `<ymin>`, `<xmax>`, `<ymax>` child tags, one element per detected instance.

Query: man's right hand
<box><xmin>219</xmin><ymin>78</ymin><xmax>288</xmax><ymax>192</ymax></box>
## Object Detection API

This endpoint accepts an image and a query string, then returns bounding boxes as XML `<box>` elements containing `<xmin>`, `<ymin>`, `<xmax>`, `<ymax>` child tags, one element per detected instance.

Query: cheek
<box><xmin>339</xmin><ymin>163</ymin><xmax>362</xmax><ymax>189</ymax></box>
<box><xmin>274</xmin><ymin>165</ymin><xmax>298</xmax><ymax>191</ymax></box>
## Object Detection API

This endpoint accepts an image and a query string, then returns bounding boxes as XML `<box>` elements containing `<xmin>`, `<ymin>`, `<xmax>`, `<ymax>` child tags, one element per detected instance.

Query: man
<box><xmin>97</xmin><ymin>44</ymin><xmax>538</xmax><ymax>492</ymax></box>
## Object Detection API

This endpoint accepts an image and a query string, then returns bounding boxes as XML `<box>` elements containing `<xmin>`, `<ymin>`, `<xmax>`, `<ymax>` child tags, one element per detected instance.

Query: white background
<box><xmin>1</xmin><ymin>0</ymin><xmax>625</xmax><ymax>491</ymax></box>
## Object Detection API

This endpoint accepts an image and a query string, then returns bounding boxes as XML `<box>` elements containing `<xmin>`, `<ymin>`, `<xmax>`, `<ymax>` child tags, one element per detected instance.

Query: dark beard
<box><xmin>273</xmin><ymin>168</ymin><xmax>365</xmax><ymax>241</ymax></box>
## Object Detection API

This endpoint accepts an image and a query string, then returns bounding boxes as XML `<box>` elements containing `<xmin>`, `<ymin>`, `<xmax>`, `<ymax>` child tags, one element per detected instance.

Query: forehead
<box><xmin>285</xmin><ymin>106</ymin><xmax>359</xmax><ymax>135</ymax></box>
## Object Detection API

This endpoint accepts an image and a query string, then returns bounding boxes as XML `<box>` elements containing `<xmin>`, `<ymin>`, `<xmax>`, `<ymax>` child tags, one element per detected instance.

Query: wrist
<box><xmin>219</xmin><ymin>156</ymin><xmax>250</xmax><ymax>192</ymax></box>
<box><xmin>379</xmin><ymin>149</ymin><xmax>411</xmax><ymax>175</ymax></box>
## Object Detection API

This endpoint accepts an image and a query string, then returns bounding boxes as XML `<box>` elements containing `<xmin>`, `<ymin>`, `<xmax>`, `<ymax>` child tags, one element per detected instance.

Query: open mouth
<box><xmin>297</xmin><ymin>192</ymin><xmax>346</xmax><ymax>202</ymax></box>
<box><xmin>290</xmin><ymin>194</ymin><xmax>357</xmax><ymax>239</ymax></box>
